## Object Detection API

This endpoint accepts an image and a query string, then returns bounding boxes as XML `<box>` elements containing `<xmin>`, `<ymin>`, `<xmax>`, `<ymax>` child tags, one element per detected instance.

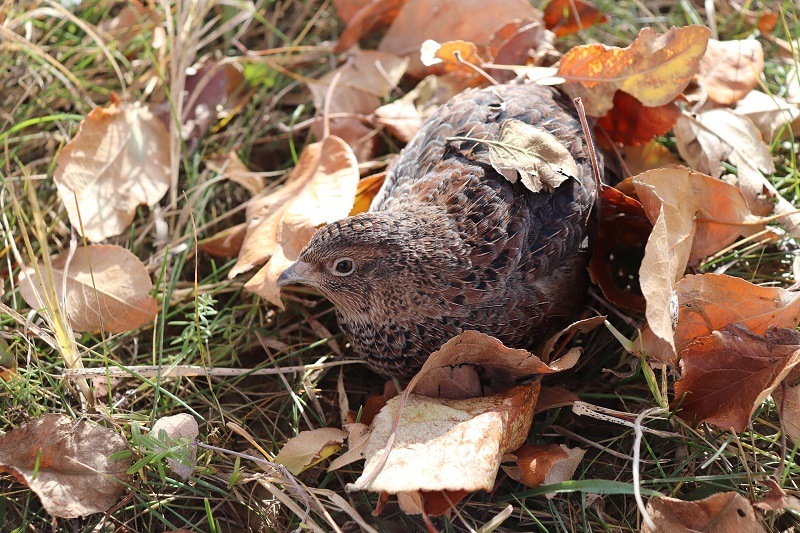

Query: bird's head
<box><xmin>277</xmin><ymin>209</ymin><xmax>461</xmax><ymax>321</ymax></box>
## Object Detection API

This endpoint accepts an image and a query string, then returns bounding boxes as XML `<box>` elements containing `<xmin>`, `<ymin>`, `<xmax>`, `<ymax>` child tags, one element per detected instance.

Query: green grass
<box><xmin>2</xmin><ymin>0</ymin><xmax>800</xmax><ymax>531</ymax></box>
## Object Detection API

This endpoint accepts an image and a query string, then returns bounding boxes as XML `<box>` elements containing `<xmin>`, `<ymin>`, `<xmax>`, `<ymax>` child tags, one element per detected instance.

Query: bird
<box><xmin>277</xmin><ymin>82</ymin><xmax>599</xmax><ymax>379</ymax></box>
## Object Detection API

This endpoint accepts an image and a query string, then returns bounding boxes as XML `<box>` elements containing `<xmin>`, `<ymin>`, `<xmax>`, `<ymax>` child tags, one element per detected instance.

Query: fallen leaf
<box><xmin>308</xmin><ymin>50</ymin><xmax>408</xmax><ymax>161</ymax></box>
<box><xmin>643</xmin><ymin>492</ymin><xmax>765</xmax><ymax>533</ymax></box>
<box><xmin>490</xmin><ymin>20</ymin><xmax>554</xmax><ymax>78</ymax></box>
<box><xmin>674</xmin><ymin>324</ymin><xmax>800</xmax><ymax>432</ymax></box>
<box><xmin>231</xmin><ymin>136</ymin><xmax>359</xmax><ymax>308</ymax></box>
<box><xmin>421</xmin><ymin>40</ymin><xmax>485</xmax><ymax>75</ymax></box>
<box><xmin>543</xmin><ymin>0</ymin><xmax>609</xmax><ymax>37</ymax></box>
<box><xmin>54</xmin><ymin>101</ymin><xmax>170</xmax><ymax>242</ymax></box>
<box><xmin>373</xmin><ymin>75</ymin><xmax>460</xmax><ymax>142</ymax></box>
<box><xmin>206</xmin><ymin>151</ymin><xmax>266</xmax><ymax>196</ymax></box>
<box><xmin>275</xmin><ymin>427</ymin><xmax>348</xmax><ymax>475</ymax></box>
<box><xmin>772</xmin><ymin>381</ymin><xmax>800</xmax><ymax>445</ymax></box>
<box><xmin>734</xmin><ymin>90</ymin><xmax>800</xmax><ymax>143</ymax></box>
<box><xmin>557</xmin><ymin>25</ymin><xmax>710</xmax><ymax>116</ymax></box>
<box><xmin>347</xmin><ymin>384</ymin><xmax>538</xmax><ymax>494</ymax></box>
<box><xmin>634</xmin><ymin>167</ymin><xmax>760</xmax><ymax>351</ymax></box>
<box><xmin>0</xmin><ymin>414</ymin><xmax>131</xmax><ymax>518</ymax></box>
<box><xmin>502</xmin><ymin>444</ymin><xmax>585</xmax><ymax>497</ymax></box>
<box><xmin>450</xmin><ymin>118</ymin><xmax>578</xmax><ymax>193</ymax></box>
<box><xmin>334</xmin><ymin>0</ymin><xmax>406</xmax><ymax>52</ymax></box>
<box><xmin>150</xmin><ymin>414</ymin><xmax>198</xmax><ymax>481</ymax></box>
<box><xmin>182</xmin><ymin>62</ymin><xmax>248</xmax><ymax>141</ymax></box>
<box><xmin>18</xmin><ymin>244</ymin><xmax>158</xmax><ymax>333</ymax></box>
<box><xmin>410</xmin><ymin>330</ymin><xmax>590</xmax><ymax>400</ymax></box>
<box><xmin>589</xmin><ymin>184</ymin><xmax>651</xmax><ymax>312</ymax></box>
<box><xmin>697</xmin><ymin>39</ymin><xmax>764</xmax><ymax>105</ymax></box>
<box><xmin>639</xmin><ymin>273</ymin><xmax>800</xmax><ymax>364</ymax></box>
<box><xmin>620</xmin><ymin>141</ymin><xmax>682</xmax><ymax>177</ymax></box>
<box><xmin>349</xmin><ymin>172</ymin><xmax>386</xmax><ymax>216</ymax></box>
<box><xmin>674</xmin><ymin>108</ymin><xmax>775</xmax><ymax>179</ymax></box>
<box><xmin>199</xmin><ymin>222</ymin><xmax>247</xmax><ymax>258</ymax></box>
<box><xmin>534</xmin><ymin>386</ymin><xmax>580</xmax><ymax>413</ymax></box>
<box><xmin>328</xmin><ymin>423</ymin><xmax>371</xmax><ymax>471</ymax></box>
<box><xmin>378</xmin><ymin>0</ymin><xmax>541</xmax><ymax>77</ymax></box>
<box><xmin>596</xmin><ymin>91</ymin><xmax>682</xmax><ymax>146</ymax></box>
<box><xmin>98</xmin><ymin>4</ymin><xmax>156</xmax><ymax>49</ymax></box>
<box><xmin>753</xmin><ymin>479</ymin><xmax>788</xmax><ymax>512</ymax></box>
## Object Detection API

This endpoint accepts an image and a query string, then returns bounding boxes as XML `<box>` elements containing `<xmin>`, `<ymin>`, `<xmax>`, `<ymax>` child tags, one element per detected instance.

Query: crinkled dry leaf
<box><xmin>54</xmin><ymin>101</ymin><xmax>170</xmax><ymax>242</ymax></box>
<box><xmin>589</xmin><ymin>185</ymin><xmax>650</xmax><ymax>312</ymax></box>
<box><xmin>374</xmin><ymin>75</ymin><xmax>458</xmax><ymax>142</ymax></box>
<box><xmin>502</xmin><ymin>444</ymin><xmax>585</xmax><ymax>497</ymax></box>
<box><xmin>452</xmin><ymin>119</ymin><xmax>578</xmax><ymax>193</ymax></box>
<box><xmin>674</xmin><ymin>108</ymin><xmax>775</xmax><ymax>179</ymax></box>
<box><xmin>644</xmin><ymin>492</ymin><xmax>765</xmax><ymax>533</ymax></box>
<box><xmin>0</xmin><ymin>414</ymin><xmax>131</xmax><ymax>518</ymax></box>
<box><xmin>734</xmin><ymin>90</ymin><xmax>800</xmax><ymax>143</ymax></box>
<box><xmin>557</xmin><ymin>25</ymin><xmax>710</xmax><ymax>116</ymax></box>
<box><xmin>232</xmin><ymin>136</ymin><xmax>359</xmax><ymax>307</ymax></box>
<box><xmin>347</xmin><ymin>384</ymin><xmax>538</xmax><ymax>494</ymax></box>
<box><xmin>378</xmin><ymin>0</ymin><xmax>541</xmax><ymax>77</ymax></box>
<box><xmin>334</xmin><ymin>0</ymin><xmax>406</xmax><ymax>52</ymax></box>
<box><xmin>596</xmin><ymin>91</ymin><xmax>681</xmax><ymax>146</ymax></box>
<box><xmin>772</xmin><ymin>382</ymin><xmax>800</xmax><ymax>445</ymax></box>
<box><xmin>150</xmin><ymin>414</ymin><xmax>198</xmax><ymax>481</ymax></box>
<box><xmin>674</xmin><ymin>324</ymin><xmax>800</xmax><ymax>432</ymax></box>
<box><xmin>308</xmin><ymin>50</ymin><xmax>408</xmax><ymax>161</ymax></box>
<box><xmin>275</xmin><ymin>427</ymin><xmax>348</xmax><ymax>475</ymax></box>
<box><xmin>543</xmin><ymin>0</ymin><xmax>608</xmax><ymax>37</ymax></box>
<box><xmin>633</xmin><ymin>167</ymin><xmax>759</xmax><ymax>352</ymax></box>
<box><xmin>18</xmin><ymin>244</ymin><xmax>158</xmax><ymax>333</ymax></box>
<box><xmin>328</xmin><ymin>423</ymin><xmax>372</xmax><ymax>471</ymax></box>
<box><xmin>206</xmin><ymin>152</ymin><xmax>265</xmax><ymax>196</ymax></box>
<box><xmin>411</xmin><ymin>329</ymin><xmax>590</xmax><ymax>400</ymax></box>
<box><xmin>697</xmin><ymin>39</ymin><xmax>764</xmax><ymax>105</ymax></box>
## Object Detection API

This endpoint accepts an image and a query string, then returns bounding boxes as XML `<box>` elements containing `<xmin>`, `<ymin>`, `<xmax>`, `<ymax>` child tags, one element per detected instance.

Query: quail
<box><xmin>278</xmin><ymin>82</ymin><xmax>599</xmax><ymax>378</ymax></box>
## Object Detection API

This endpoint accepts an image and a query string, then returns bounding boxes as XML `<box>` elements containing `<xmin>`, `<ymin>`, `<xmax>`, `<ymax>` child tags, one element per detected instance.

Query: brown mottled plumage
<box><xmin>278</xmin><ymin>83</ymin><xmax>599</xmax><ymax>378</ymax></box>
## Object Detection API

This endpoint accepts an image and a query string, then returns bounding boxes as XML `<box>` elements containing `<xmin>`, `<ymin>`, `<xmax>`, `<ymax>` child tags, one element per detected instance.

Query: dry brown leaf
<box><xmin>199</xmin><ymin>222</ymin><xmax>247</xmax><ymax>258</ymax></box>
<box><xmin>98</xmin><ymin>4</ymin><xmax>157</xmax><ymax>49</ymax></box>
<box><xmin>54</xmin><ymin>101</ymin><xmax>170</xmax><ymax>242</ymax></box>
<box><xmin>411</xmin><ymin>329</ymin><xmax>590</xmax><ymax>400</ymax></box>
<box><xmin>231</xmin><ymin>136</ymin><xmax>359</xmax><ymax>307</ymax></box>
<box><xmin>335</xmin><ymin>0</ymin><xmax>406</xmax><ymax>52</ymax></box>
<box><xmin>542</xmin><ymin>0</ymin><xmax>608</xmax><ymax>37</ymax></box>
<box><xmin>697</xmin><ymin>39</ymin><xmax>764</xmax><ymax>106</ymax></box>
<box><xmin>753</xmin><ymin>479</ymin><xmax>788</xmax><ymax>512</ymax></box>
<box><xmin>557</xmin><ymin>25</ymin><xmax>710</xmax><ymax>116</ymax></box>
<box><xmin>347</xmin><ymin>384</ymin><xmax>538</xmax><ymax>494</ymax></box>
<box><xmin>378</xmin><ymin>0</ymin><xmax>541</xmax><ymax>77</ymax></box>
<box><xmin>674</xmin><ymin>324</ymin><xmax>800</xmax><ymax>432</ymax></box>
<box><xmin>595</xmin><ymin>90</ymin><xmax>681</xmax><ymax>146</ymax></box>
<box><xmin>734</xmin><ymin>90</ymin><xmax>800</xmax><ymax>143</ymax></box>
<box><xmin>644</xmin><ymin>492</ymin><xmax>765</xmax><ymax>533</ymax></box>
<box><xmin>634</xmin><ymin>167</ymin><xmax>759</xmax><ymax>352</ymax></box>
<box><xmin>490</xmin><ymin>20</ymin><xmax>554</xmax><ymax>80</ymax></box>
<box><xmin>674</xmin><ymin>108</ymin><xmax>775</xmax><ymax>179</ymax></box>
<box><xmin>150</xmin><ymin>414</ymin><xmax>198</xmax><ymax>481</ymax></box>
<box><xmin>450</xmin><ymin>119</ymin><xmax>578</xmax><ymax>193</ymax></box>
<box><xmin>18</xmin><ymin>244</ymin><xmax>158</xmax><ymax>333</ymax></box>
<box><xmin>182</xmin><ymin>62</ymin><xmax>248</xmax><ymax>141</ymax></box>
<box><xmin>620</xmin><ymin>141</ymin><xmax>682</xmax><ymax>177</ymax></box>
<box><xmin>639</xmin><ymin>273</ymin><xmax>800</xmax><ymax>364</ymax></box>
<box><xmin>373</xmin><ymin>75</ymin><xmax>459</xmax><ymax>142</ymax></box>
<box><xmin>328</xmin><ymin>423</ymin><xmax>372</xmax><ymax>471</ymax></box>
<box><xmin>772</xmin><ymin>382</ymin><xmax>800</xmax><ymax>445</ymax></box>
<box><xmin>332</xmin><ymin>0</ymin><xmax>373</xmax><ymax>23</ymax></box>
<box><xmin>502</xmin><ymin>444</ymin><xmax>585</xmax><ymax>497</ymax></box>
<box><xmin>206</xmin><ymin>152</ymin><xmax>265</xmax><ymax>196</ymax></box>
<box><xmin>0</xmin><ymin>414</ymin><xmax>131</xmax><ymax>518</ymax></box>
<box><xmin>308</xmin><ymin>50</ymin><xmax>408</xmax><ymax>161</ymax></box>
<box><xmin>275</xmin><ymin>427</ymin><xmax>348</xmax><ymax>475</ymax></box>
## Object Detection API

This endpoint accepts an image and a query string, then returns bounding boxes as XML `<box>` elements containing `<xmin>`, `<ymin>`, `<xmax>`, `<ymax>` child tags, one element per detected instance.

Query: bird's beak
<box><xmin>277</xmin><ymin>260</ymin><xmax>314</xmax><ymax>287</ymax></box>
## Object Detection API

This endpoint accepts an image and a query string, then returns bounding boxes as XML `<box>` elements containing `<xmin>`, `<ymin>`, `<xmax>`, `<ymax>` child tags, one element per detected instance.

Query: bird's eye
<box><xmin>331</xmin><ymin>257</ymin><xmax>356</xmax><ymax>276</ymax></box>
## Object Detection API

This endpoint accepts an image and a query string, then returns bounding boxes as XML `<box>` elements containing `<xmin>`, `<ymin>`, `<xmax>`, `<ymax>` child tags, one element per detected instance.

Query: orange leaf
<box><xmin>349</xmin><ymin>172</ymin><xmax>387</xmax><ymax>216</ymax></box>
<box><xmin>596</xmin><ymin>90</ymin><xmax>681</xmax><ymax>146</ymax></box>
<box><xmin>503</xmin><ymin>444</ymin><xmax>585</xmax><ymax>494</ymax></box>
<box><xmin>674</xmin><ymin>324</ymin><xmax>800</xmax><ymax>432</ymax></box>
<box><xmin>334</xmin><ymin>0</ymin><xmax>407</xmax><ymax>52</ymax></box>
<box><xmin>543</xmin><ymin>0</ymin><xmax>609</xmax><ymax>37</ymax></box>
<box><xmin>557</xmin><ymin>25</ymin><xmax>710</xmax><ymax>116</ymax></box>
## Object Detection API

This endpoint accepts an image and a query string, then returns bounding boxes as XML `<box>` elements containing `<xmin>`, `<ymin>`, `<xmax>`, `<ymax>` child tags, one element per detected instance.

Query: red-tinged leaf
<box><xmin>643</xmin><ymin>492</ymin><xmax>765</xmax><ymax>533</ymax></box>
<box><xmin>502</xmin><ymin>444</ymin><xmax>585</xmax><ymax>496</ymax></box>
<box><xmin>589</xmin><ymin>184</ymin><xmax>651</xmax><ymax>312</ymax></box>
<box><xmin>349</xmin><ymin>172</ymin><xmax>387</xmax><ymax>216</ymax></box>
<box><xmin>543</xmin><ymin>0</ymin><xmax>609</xmax><ymax>37</ymax></box>
<box><xmin>199</xmin><ymin>223</ymin><xmax>247</xmax><ymax>258</ymax></box>
<box><xmin>596</xmin><ymin>91</ymin><xmax>681</xmax><ymax>146</ymax></box>
<box><xmin>673</xmin><ymin>324</ymin><xmax>800</xmax><ymax>432</ymax></box>
<box><xmin>334</xmin><ymin>0</ymin><xmax>407</xmax><ymax>52</ymax></box>
<box><xmin>772</xmin><ymin>381</ymin><xmax>800</xmax><ymax>446</ymax></box>
<box><xmin>557</xmin><ymin>25</ymin><xmax>710</xmax><ymax>116</ymax></box>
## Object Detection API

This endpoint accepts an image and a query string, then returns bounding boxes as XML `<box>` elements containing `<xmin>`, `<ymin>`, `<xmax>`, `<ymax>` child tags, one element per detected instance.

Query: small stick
<box><xmin>573</xmin><ymin>97</ymin><xmax>603</xmax><ymax>223</ymax></box>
